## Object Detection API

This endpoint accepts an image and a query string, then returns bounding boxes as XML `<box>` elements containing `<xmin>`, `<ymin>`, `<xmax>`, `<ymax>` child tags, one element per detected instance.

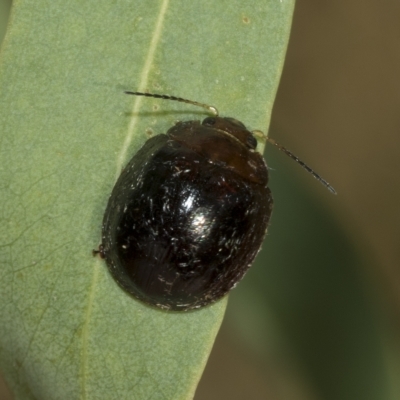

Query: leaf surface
<box><xmin>0</xmin><ymin>1</ymin><xmax>295</xmax><ymax>399</ymax></box>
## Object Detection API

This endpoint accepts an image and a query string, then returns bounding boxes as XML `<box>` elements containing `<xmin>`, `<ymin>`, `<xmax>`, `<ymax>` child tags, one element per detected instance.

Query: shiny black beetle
<box><xmin>96</xmin><ymin>91</ymin><xmax>335</xmax><ymax>311</ymax></box>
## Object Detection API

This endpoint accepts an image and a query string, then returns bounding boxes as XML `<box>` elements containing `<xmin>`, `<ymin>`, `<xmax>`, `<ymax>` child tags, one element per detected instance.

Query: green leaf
<box><xmin>0</xmin><ymin>0</ymin><xmax>11</xmax><ymax>45</ymax></box>
<box><xmin>0</xmin><ymin>1</ymin><xmax>295</xmax><ymax>399</ymax></box>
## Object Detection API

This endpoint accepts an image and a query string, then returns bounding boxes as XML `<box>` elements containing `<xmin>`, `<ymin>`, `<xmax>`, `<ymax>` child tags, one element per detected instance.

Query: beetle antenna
<box><xmin>267</xmin><ymin>137</ymin><xmax>337</xmax><ymax>194</ymax></box>
<box><xmin>125</xmin><ymin>91</ymin><xmax>219</xmax><ymax>116</ymax></box>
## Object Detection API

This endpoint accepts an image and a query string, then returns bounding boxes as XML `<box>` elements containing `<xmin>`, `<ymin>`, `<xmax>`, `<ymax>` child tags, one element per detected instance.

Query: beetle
<box><xmin>95</xmin><ymin>91</ymin><xmax>335</xmax><ymax>311</ymax></box>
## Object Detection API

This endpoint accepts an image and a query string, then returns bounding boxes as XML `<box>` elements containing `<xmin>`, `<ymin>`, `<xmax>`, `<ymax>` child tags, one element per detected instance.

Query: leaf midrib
<box><xmin>81</xmin><ymin>1</ymin><xmax>170</xmax><ymax>397</ymax></box>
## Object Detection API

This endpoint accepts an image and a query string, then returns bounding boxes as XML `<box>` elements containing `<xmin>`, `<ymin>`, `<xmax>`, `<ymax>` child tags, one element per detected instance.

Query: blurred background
<box><xmin>1</xmin><ymin>1</ymin><xmax>399</xmax><ymax>399</ymax></box>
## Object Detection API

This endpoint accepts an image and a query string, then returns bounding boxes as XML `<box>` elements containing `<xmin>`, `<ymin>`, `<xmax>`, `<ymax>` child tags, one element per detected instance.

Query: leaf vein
<box><xmin>116</xmin><ymin>0</ymin><xmax>170</xmax><ymax>175</ymax></box>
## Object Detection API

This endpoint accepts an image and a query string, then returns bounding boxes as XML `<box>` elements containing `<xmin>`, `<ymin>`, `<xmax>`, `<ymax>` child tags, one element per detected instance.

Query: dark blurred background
<box><xmin>1</xmin><ymin>1</ymin><xmax>400</xmax><ymax>399</ymax></box>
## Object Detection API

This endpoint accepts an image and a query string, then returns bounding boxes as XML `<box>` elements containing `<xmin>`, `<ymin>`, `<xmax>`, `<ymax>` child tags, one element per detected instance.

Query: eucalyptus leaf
<box><xmin>0</xmin><ymin>0</ymin><xmax>295</xmax><ymax>399</ymax></box>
